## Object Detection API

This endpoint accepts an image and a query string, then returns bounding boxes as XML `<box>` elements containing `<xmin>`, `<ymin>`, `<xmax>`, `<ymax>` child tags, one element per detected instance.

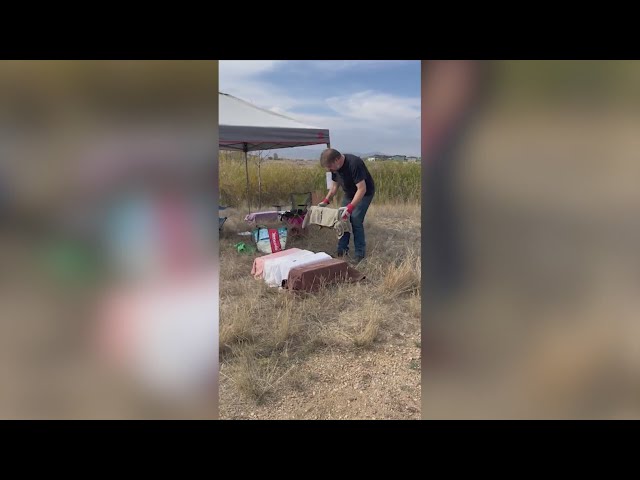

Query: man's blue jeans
<box><xmin>337</xmin><ymin>194</ymin><xmax>373</xmax><ymax>258</ymax></box>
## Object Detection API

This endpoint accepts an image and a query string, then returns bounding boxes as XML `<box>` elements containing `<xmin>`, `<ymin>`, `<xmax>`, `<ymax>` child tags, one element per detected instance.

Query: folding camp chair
<box><xmin>219</xmin><ymin>205</ymin><xmax>228</xmax><ymax>233</ymax></box>
<box><xmin>279</xmin><ymin>192</ymin><xmax>312</xmax><ymax>237</ymax></box>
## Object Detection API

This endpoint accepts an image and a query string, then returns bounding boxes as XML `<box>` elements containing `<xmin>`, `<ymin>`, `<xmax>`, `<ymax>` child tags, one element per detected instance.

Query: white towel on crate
<box><xmin>263</xmin><ymin>250</ymin><xmax>314</xmax><ymax>287</ymax></box>
<box><xmin>270</xmin><ymin>252</ymin><xmax>333</xmax><ymax>288</ymax></box>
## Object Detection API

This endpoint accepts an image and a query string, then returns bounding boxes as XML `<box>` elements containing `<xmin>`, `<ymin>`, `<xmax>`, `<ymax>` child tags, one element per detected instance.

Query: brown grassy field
<box><xmin>219</xmin><ymin>202</ymin><xmax>421</xmax><ymax>419</ymax></box>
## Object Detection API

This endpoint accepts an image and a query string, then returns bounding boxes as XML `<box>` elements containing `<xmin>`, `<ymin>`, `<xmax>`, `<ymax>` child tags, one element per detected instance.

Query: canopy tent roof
<box><xmin>219</xmin><ymin>92</ymin><xmax>330</xmax><ymax>152</ymax></box>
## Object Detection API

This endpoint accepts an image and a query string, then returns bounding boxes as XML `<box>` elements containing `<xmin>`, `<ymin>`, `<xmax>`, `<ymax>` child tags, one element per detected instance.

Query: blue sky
<box><xmin>219</xmin><ymin>61</ymin><xmax>421</xmax><ymax>157</ymax></box>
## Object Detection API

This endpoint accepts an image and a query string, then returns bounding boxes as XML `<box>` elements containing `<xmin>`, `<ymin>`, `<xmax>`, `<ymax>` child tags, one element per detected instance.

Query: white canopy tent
<box><xmin>219</xmin><ymin>92</ymin><xmax>331</xmax><ymax>212</ymax></box>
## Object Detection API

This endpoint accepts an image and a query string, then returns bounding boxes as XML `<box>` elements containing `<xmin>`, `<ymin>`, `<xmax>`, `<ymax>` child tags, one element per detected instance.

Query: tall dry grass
<box><xmin>220</xmin><ymin>151</ymin><xmax>421</xmax><ymax>207</ymax></box>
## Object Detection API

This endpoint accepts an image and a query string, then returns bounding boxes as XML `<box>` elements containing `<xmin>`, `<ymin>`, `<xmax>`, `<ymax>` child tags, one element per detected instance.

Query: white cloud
<box><xmin>218</xmin><ymin>60</ymin><xmax>281</xmax><ymax>78</ymax></box>
<box><xmin>326</xmin><ymin>90</ymin><xmax>420</xmax><ymax>124</ymax></box>
<box><xmin>219</xmin><ymin>60</ymin><xmax>304</xmax><ymax>111</ymax></box>
<box><xmin>298</xmin><ymin>60</ymin><xmax>413</xmax><ymax>74</ymax></box>
<box><xmin>218</xmin><ymin>61</ymin><xmax>420</xmax><ymax>156</ymax></box>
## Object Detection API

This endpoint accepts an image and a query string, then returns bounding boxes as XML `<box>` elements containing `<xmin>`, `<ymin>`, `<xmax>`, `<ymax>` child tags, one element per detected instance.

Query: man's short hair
<box><xmin>320</xmin><ymin>148</ymin><xmax>342</xmax><ymax>168</ymax></box>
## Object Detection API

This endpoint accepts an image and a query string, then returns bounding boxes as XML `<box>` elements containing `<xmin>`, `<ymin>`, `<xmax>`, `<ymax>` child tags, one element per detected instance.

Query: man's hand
<box><xmin>318</xmin><ymin>197</ymin><xmax>330</xmax><ymax>208</ymax></box>
<box><xmin>340</xmin><ymin>203</ymin><xmax>354</xmax><ymax>221</ymax></box>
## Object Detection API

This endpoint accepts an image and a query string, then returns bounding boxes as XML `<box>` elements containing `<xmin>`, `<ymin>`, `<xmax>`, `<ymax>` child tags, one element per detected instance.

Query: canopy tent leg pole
<box><xmin>244</xmin><ymin>144</ymin><xmax>251</xmax><ymax>215</ymax></box>
<box><xmin>326</xmin><ymin>142</ymin><xmax>332</xmax><ymax>205</ymax></box>
<box><xmin>257</xmin><ymin>152</ymin><xmax>262</xmax><ymax>210</ymax></box>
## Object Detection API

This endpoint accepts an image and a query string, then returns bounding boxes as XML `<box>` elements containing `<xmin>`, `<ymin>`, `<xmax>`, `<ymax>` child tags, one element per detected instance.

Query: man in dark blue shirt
<box><xmin>318</xmin><ymin>148</ymin><xmax>375</xmax><ymax>263</ymax></box>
